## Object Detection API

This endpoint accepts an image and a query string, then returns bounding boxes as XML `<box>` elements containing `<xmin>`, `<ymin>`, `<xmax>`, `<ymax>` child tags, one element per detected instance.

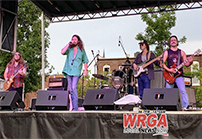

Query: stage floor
<box><xmin>1</xmin><ymin>110</ymin><xmax>202</xmax><ymax>139</ymax></box>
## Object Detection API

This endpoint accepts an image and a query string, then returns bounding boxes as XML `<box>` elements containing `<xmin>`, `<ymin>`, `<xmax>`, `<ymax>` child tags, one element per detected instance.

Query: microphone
<box><xmin>118</xmin><ymin>36</ymin><xmax>121</xmax><ymax>46</ymax></box>
<box><xmin>91</xmin><ymin>50</ymin><xmax>94</xmax><ymax>56</ymax></box>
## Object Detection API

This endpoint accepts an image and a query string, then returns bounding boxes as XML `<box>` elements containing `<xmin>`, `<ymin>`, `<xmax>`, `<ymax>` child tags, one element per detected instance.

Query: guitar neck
<box><xmin>142</xmin><ymin>55</ymin><xmax>161</xmax><ymax>69</ymax></box>
<box><xmin>10</xmin><ymin>65</ymin><xmax>27</xmax><ymax>79</ymax></box>
<box><xmin>176</xmin><ymin>53</ymin><xmax>196</xmax><ymax>70</ymax></box>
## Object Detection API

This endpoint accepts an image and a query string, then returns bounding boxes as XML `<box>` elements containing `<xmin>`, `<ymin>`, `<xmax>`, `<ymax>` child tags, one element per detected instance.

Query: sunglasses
<box><xmin>14</xmin><ymin>53</ymin><xmax>21</xmax><ymax>56</ymax></box>
<box><xmin>140</xmin><ymin>43</ymin><xmax>144</xmax><ymax>46</ymax></box>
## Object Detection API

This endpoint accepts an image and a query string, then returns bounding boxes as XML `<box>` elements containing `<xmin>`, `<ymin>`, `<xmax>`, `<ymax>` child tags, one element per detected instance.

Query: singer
<box><xmin>61</xmin><ymin>34</ymin><xmax>89</xmax><ymax>111</ymax></box>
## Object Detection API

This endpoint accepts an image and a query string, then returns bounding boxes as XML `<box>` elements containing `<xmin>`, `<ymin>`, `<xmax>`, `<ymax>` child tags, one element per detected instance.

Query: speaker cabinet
<box><xmin>150</xmin><ymin>68</ymin><xmax>165</xmax><ymax>88</ymax></box>
<box><xmin>186</xmin><ymin>87</ymin><xmax>196</xmax><ymax>107</ymax></box>
<box><xmin>35</xmin><ymin>90</ymin><xmax>69</xmax><ymax>110</ymax></box>
<box><xmin>83</xmin><ymin>89</ymin><xmax>119</xmax><ymax>110</ymax></box>
<box><xmin>142</xmin><ymin>88</ymin><xmax>181</xmax><ymax>111</ymax></box>
<box><xmin>30</xmin><ymin>97</ymin><xmax>37</xmax><ymax>110</ymax></box>
<box><xmin>0</xmin><ymin>91</ymin><xmax>25</xmax><ymax>110</ymax></box>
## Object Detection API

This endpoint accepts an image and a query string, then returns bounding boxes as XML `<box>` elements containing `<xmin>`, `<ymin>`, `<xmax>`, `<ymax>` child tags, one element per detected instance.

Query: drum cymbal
<box><xmin>92</xmin><ymin>74</ymin><xmax>109</xmax><ymax>81</ymax></box>
<box><xmin>121</xmin><ymin>63</ymin><xmax>131</xmax><ymax>66</ymax></box>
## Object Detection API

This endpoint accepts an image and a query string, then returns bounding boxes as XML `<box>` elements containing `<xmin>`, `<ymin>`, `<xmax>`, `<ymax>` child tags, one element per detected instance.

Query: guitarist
<box><xmin>162</xmin><ymin>35</ymin><xmax>193</xmax><ymax>110</ymax></box>
<box><xmin>4</xmin><ymin>52</ymin><xmax>26</xmax><ymax>100</ymax></box>
<box><xmin>132</xmin><ymin>40</ymin><xmax>160</xmax><ymax>100</ymax></box>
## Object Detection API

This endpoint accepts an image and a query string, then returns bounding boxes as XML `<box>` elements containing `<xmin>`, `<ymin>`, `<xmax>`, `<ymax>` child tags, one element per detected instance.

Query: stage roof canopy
<box><xmin>31</xmin><ymin>0</ymin><xmax>202</xmax><ymax>22</ymax></box>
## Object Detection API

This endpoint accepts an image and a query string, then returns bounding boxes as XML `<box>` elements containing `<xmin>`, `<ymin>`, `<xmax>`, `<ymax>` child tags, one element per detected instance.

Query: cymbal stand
<box><xmin>124</xmin><ymin>68</ymin><xmax>128</xmax><ymax>95</ymax></box>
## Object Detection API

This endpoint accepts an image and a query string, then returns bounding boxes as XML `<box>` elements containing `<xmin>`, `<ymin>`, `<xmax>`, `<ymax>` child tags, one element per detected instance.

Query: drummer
<box><xmin>122</xmin><ymin>59</ymin><xmax>134</xmax><ymax>94</ymax></box>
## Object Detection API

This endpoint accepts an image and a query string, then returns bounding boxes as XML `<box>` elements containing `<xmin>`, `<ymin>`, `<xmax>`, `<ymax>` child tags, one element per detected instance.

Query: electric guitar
<box><xmin>163</xmin><ymin>49</ymin><xmax>201</xmax><ymax>84</ymax></box>
<box><xmin>3</xmin><ymin>64</ymin><xmax>28</xmax><ymax>91</ymax></box>
<box><xmin>134</xmin><ymin>54</ymin><xmax>162</xmax><ymax>77</ymax></box>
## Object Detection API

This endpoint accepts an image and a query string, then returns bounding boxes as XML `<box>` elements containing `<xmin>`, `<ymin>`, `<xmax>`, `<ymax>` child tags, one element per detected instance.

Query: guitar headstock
<box><xmin>23</xmin><ymin>64</ymin><xmax>28</xmax><ymax>69</ymax></box>
<box><xmin>194</xmin><ymin>49</ymin><xmax>202</xmax><ymax>56</ymax></box>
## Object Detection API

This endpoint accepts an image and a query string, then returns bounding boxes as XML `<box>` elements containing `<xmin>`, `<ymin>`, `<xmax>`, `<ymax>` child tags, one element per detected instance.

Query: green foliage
<box><xmin>0</xmin><ymin>1</ymin><xmax>54</xmax><ymax>93</ymax></box>
<box><xmin>0</xmin><ymin>52</ymin><xmax>13</xmax><ymax>79</ymax></box>
<box><xmin>77</xmin><ymin>70</ymin><xmax>113</xmax><ymax>97</ymax></box>
<box><xmin>135</xmin><ymin>6</ymin><xmax>186</xmax><ymax>56</ymax></box>
<box><xmin>184</xmin><ymin>64</ymin><xmax>202</xmax><ymax>107</ymax></box>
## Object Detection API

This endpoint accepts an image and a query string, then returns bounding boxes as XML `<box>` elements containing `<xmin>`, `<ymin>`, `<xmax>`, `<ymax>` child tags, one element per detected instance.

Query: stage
<box><xmin>0</xmin><ymin>110</ymin><xmax>202</xmax><ymax>139</ymax></box>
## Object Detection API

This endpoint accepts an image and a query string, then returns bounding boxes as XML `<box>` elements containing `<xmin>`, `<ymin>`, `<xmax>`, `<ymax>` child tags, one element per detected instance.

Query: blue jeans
<box><xmin>138</xmin><ymin>74</ymin><xmax>150</xmax><ymax>99</ymax></box>
<box><xmin>166</xmin><ymin>76</ymin><xmax>189</xmax><ymax>109</ymax></box>
<box><xmin>66</xmin><ymin>75</ymin><xmax>80</xmax><ymax>111</ymax></box>
<box><xmin>128</xmin><ymin>85</ymin><xmax>134</xmax><ymax>94</ymax></box>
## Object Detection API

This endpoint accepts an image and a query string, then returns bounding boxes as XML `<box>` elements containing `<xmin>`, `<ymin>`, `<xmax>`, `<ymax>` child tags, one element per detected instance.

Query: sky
<box><xmin>46</xmin><ymin>8</ymin><xmax>202</xmax><ymax>75</ymax></box>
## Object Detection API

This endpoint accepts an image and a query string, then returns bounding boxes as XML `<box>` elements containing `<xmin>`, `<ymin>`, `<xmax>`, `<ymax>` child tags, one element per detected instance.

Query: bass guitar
<box><xmin>163</xmin><ymin>49</ymin><xmax>201</xmax><ymax>84</ymax></box>
<box><xmin>134</xmin><ymin>55</ymin><xmax>162</xmax><ymax>77</ymax></box>
<box><xmin>3</xmin><ymin>64</ymin><xmax>28</xmax><ymax>91</ymax></box>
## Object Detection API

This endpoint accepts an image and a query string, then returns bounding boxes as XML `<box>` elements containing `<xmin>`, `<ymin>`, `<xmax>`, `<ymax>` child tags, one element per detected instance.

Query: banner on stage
<box><xmin>123</xmin><ymin>110</ymin><xmax>169</xmax><ymax>136</ymax></box>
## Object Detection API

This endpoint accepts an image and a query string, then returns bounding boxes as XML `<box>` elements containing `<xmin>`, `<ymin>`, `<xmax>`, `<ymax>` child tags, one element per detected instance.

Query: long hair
<box><xmin>70</xmin><ymin>34</ymin><xmax>84</xmax><ymax>51</ymax></box>
<box><xmin>7</xmin><ymin>52</ymin><xmax>25</xmax><ymax>67</ymax></box>
<box><xmin>145</xmin><ymin>43</ymin><xmax>150</xmax><ymax>51</ymax></box>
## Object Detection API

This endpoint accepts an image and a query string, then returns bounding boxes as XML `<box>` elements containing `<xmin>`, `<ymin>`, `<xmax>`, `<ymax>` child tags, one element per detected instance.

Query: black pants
<box><xmin>9</xmin><ymin>86</ymin><xmax>23</xmax><ymax>98</ymax></box>
<box><xmin>9</xmin><ymin>86</ymin><xmax>25</xmax><ymax>108</ymax></box>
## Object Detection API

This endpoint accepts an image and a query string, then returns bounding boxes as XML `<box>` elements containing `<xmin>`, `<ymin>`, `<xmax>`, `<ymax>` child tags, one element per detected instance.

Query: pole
<box><xmin>41</xmin><ymin>11</ymin><xmax>45</xmax><ymax>90</ymax></box>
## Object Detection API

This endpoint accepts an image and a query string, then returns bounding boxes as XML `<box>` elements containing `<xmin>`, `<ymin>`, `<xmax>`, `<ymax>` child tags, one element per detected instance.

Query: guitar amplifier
<box><xmin>48</xmin><ymin>77</ymin><xmax>67</xmax><ymax>90</ymax></box>
<box><xmin>183</xmin><ymin>76</ymin><xmax>192</xmax><ymax>87</ymax></box>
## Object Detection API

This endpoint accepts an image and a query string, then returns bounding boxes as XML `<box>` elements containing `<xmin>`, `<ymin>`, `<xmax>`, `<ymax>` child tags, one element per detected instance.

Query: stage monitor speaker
<box><xmin>0</xmin><ymin>91</ymin><xmax>25</xmax><ymax>110</ymax></box>
<box><xmin>35</xmin><ymin>90</ymin><xmax>69</xmax><ymax>110</ymax></box>
<box><xmin>83</xmin><ymin>89</ymin><xmax>119</xmax><ymax>110</ymax></box>
<box><xmin>150</xmin><ymin>68</ymin><xmax>165</xmax><ymax>88</ymax></box>
<box><xmin>142</xmin><ymin>88</ymin><xmax>181</xmax><ymax>111</ymax></box>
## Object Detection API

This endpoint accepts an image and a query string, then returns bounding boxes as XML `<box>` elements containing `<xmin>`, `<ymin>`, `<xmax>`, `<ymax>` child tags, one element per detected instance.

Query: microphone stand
<box><xmin>119</xmin><ymin>37</ymin><xmax>129</xmax><ymax>94</ymax></box>
<box><xmin>162</xmin><ymin>41</ymin><xmax>167</xmax><ymax>70</ymax></box>
<box><xmin>81</xmin><ymin>53</ymin><xmax>99</xmax><ymax>100</ymax></box>
<box><xmin>91</xmin><ymin>51</ymin><xmax>96</xmax><ymax>89</ymax></box>
<box><xmin>119</xmin><ymin>39</ymin><xmax>128</xmax><ymax>58</ymax></box>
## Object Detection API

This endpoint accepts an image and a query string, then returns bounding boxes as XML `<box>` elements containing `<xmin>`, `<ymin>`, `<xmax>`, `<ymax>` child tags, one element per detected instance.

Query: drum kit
<box><xmin>92</xmin><ymin>61</ymin><xmax>133</xmax><ymax>95</ymax></box>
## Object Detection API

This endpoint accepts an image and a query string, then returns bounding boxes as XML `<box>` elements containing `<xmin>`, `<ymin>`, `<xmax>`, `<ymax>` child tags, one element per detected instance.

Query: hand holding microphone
<box><xmin>69</xmin><ymin>41</ymin><xmax>73</xmax><ymax>45</ymax></box>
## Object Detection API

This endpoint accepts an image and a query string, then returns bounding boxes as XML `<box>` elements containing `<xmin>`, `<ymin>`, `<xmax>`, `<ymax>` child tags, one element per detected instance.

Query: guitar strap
<box><xmin>147</xmin><ymin>51</ymin><xmax>151</xmax><ymax>60</ymax></box>
<box><xmin>177</xmin><ymin>49</ymin><xmax>181</xmax><ymax>66</ymax></box>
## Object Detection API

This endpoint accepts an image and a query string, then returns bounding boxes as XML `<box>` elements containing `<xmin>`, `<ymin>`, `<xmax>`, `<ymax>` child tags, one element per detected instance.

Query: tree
<box><xmin>0</xmin><ymin>1</ymin><xmax>54</xmax><ymax>93</ymax></box>
<box><xmin>135</xmin><ymin>7</ymin><xmax>186</xmax><ymax>56</ymax></box>
<box><xmin>184</xmin><ymin>64</ymin><xmax>202</xmax><ymax>107</ymax></box>
<box><xmin>77</xmin><ymin>70</ymin><xmax>112</xmax><ymax>98</ymax></box>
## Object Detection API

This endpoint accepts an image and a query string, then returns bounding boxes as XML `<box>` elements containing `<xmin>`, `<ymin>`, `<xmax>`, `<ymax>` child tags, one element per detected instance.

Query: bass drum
<box><xmin>112</xmin><ymin>70</ymin><xmax>125</xmax><ymax>89</ymax></box>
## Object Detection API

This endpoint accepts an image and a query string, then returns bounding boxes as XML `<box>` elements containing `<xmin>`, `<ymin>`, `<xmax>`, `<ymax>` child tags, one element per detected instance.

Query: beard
<box><xmin>70</xmin><ymin>43</ymin><xmax>78</xmax><ymax>48</ymax></box>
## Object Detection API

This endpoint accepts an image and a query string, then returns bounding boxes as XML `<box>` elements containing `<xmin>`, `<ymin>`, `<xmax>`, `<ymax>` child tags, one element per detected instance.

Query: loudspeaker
<box><xmin>83</xmin><ymin>89</ymin><xmax>119</xmax><ymax>110</ymax></box>
<box><xmin>186</xmin><ymin>87</ymin><xmax>197</xmax><ymax>107</ymax></box>
<box><xmin>35</xmin><ymin>90</ymin><xmax>69</xmax><ymax>110</ymax></box>
<box><xmin>0</xmin><ymin>0</ymin><xmax>18</xmax><ymax>52</ymax></box>
<box><xmin>150</xmin><ymin>68</ymin><xmax>165</xmax><ymax>88</ymax></box>
<box><xmin>0</xmin><ymin>91</ymin><xmax>25</xmax><ymax>110</ymax></box>
<box><xmin>30</xmin><ymin>97</ymin><xmax>37</xmax><ymax>110</ymax></box>
<box><xmin>142</xmin><ymin>88</ymin><xmax>181</xmax><ymax>111</ymax></box>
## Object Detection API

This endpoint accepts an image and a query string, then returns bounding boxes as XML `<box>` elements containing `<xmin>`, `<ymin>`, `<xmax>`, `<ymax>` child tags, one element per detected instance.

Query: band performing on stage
<box><xmin>2</xmin><ymin>34</ymin><xmax>200</xmax><ymax>111</ymax></box>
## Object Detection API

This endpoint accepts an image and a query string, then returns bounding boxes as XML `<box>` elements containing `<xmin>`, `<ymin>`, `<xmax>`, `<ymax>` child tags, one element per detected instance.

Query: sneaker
<box><xmin>182</xmin><ymin>108</ymin><xmax>187</xmax><ymax>111</ymax></box>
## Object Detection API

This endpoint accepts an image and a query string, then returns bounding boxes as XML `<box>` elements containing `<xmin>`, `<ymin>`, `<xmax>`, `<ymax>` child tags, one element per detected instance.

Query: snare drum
<box><xmin>112</xmin><ymin>70</ymin><xmax>125</xmax><ymax>89</ymax></box>
<box><xmin>99</xmin><ymin>84</ymin><xmax>113</xmax><ymax>89</ymax></box>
